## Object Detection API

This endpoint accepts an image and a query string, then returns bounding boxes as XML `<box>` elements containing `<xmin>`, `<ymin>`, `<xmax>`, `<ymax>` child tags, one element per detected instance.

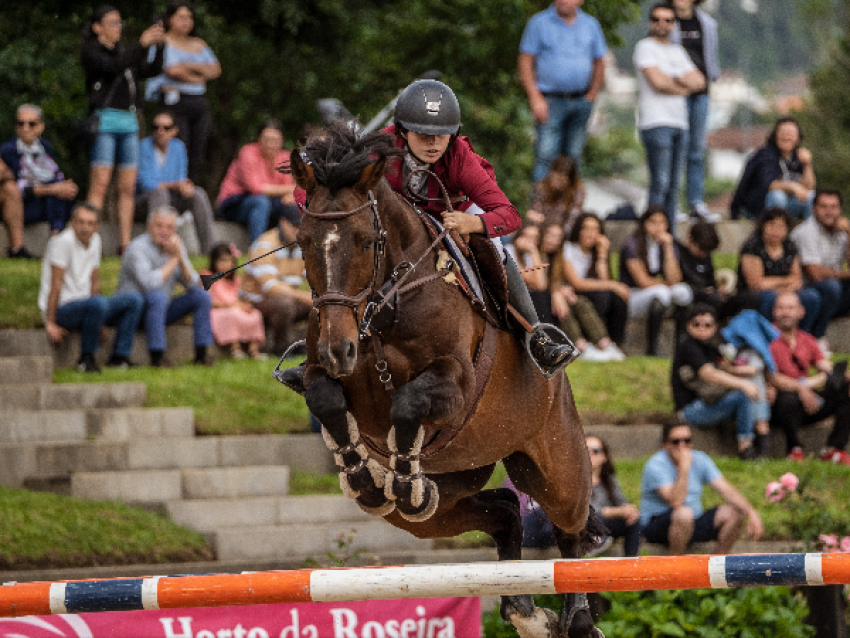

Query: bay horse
<box><xmin>288</xmin><ymin>126</ymin><xmax>604</xmax><ymax>638</ymax></box>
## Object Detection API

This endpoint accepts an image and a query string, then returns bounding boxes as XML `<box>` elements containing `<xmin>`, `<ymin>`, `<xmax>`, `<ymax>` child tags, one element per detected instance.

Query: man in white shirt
<box><xmin>38</xmin><ymin>202</ymin><xmax>144</xmax><ymax>371</ymax></box>
<box><xmin>634</xmin><ymin>2</ymin><xmax>706</xmax><ymax>233</ymax></box>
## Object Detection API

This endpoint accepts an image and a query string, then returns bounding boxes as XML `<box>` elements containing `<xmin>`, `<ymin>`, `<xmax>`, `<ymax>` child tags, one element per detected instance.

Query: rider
<box><xmin>282</xmin><ymin>79</ymin><xmax>577</xmax><ymax>388</ymax></box>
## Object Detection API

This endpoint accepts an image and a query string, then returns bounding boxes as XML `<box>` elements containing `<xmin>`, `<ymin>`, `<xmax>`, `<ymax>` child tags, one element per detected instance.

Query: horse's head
<box><xmin>290</xmin><ymin>139</ymin><xmax>393</xmax><ymax>378</ymax></box>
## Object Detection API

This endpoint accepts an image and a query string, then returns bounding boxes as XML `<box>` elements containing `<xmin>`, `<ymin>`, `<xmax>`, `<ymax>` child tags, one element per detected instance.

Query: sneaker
<box><xmin>7</xmin><ymin>246</ymin><xmax>37</xmax><ymax>259</ymax></box>
<box><xmin>754</xmin><ymin>432</ymin><xmax>771</xmax><ymax>458</ymax></box>
<box><xmin>580</xmin><ymin>344</ymin><xmax>610</xmax><ymax>362</ymax></box>
<box><xmin>787</xmin><ymin>447</ymin><xmax>805</xmax><ymax>461</ymax></box>
<box><xmin>601</xmin><ymin>343</ymin><xmax>626</xmax><ymax>361</ymax></box>
<box><xmin>194</xmin><ymin>354</ymin><xmax>216</xmax><ymax>367</ymax></box>
<box><xmin>690</xmin><ymin>202</ymin><xmax>722</xmax><ymax>223</ymax></box>
<box><xmin>106</xmin><ymin>355</ymin><xmax>138</xmax><ymax>370</ymax></box>
<box><xmin>818</xmin><ymin>338</ymin><xmax>833</xmax><ymax>359</ymax></box>
<box><xmin>586</xmin><ymin>536</ymin><xmax>614</xmax><ymax>558</ymax></box>
<box><xmin>76</xmin><ymin>354</ymin><xmax>101</xmax><ymax>373</ymax></box>
<box><xmin>820</xmin><ymin>448</ymin><xmax>850</xmax><ymax>466</ymax></box>
<box><xmin>738</xmin><ymin>444</ymin><xmax>758</xmax><ymax>461</ymax></box>
<box><xmin>675</xmin><ymin>211</ymin><xmax>690</xmax><ymax>224</ymax></box>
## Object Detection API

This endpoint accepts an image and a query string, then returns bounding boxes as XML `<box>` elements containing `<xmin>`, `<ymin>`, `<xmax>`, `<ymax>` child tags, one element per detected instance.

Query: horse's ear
<box><xmin>355</xmin><ymin>157</ymin><xmax>387</xmax><ymax>195</ymax></box>
<box><xmin>290</xmin><ymin>149</ymin><xmax>317</xmax><ymax>195</ymax></box>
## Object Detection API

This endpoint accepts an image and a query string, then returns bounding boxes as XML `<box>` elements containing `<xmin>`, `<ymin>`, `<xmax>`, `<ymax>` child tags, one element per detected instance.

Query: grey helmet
<box><xmin>394</xmin><ymin>79</ymin><xmax>461</xmax><ymax>136</ymax></box>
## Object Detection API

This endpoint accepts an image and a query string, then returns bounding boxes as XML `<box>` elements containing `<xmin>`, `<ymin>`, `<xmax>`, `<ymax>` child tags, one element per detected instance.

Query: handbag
<box><xmin>76</xmin><ymin>74</ymin><xmax>122</xmax><ymax>145</ymax></box>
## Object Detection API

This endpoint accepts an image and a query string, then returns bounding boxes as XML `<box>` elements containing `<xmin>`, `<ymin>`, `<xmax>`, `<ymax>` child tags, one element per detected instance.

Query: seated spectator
<box><xmin>37</xmin><ymin>202</ymin><xmax>144</xmax><ymax>371</ymax></box>
<box><xmin>217</xmin><ymin>118</ymin><xmax>297</xmax><ymax>242</ymax></box>
<box><xmin>768</xmin><ymin>291</ymin><xmax>850</xmax><ymax>465</ymax></box>
<box><xmin>737</xmin><ymin>207</ymin><xmax>820</xmax><ymax>333</ymax></box>
<box><xmin>563</xmin><ymin>212</ymin><xmax>629</xmax><ymax>356</ymax></box>
<box><xmin>201</xmin><ymin>242</ymin><xmax>266</xmax><ymax>359</ymax></box>
<box><xmin>506</xmin><ymin>223</ymin><xmax>551</xmax><ymax>321</ymax></box>
<box><xmin>0</xmin><ymin>104</ymin><xmax>78</xmax><ymax>253</ymax></box>
<box><xmin>241</xmin><ymin>215</ymin><xmax>312</xmax><ymax>356</ymax></box>
<box><xmin>731</xmin><ymin>117</ymin><xmax>815</xmax><ymax>221</ymax></box>
<box><xmin>136</xmin><ymin>109</ymin><xmax>217</xmax><ymax>253</ymax></box>
<box><xmin>620</xmin><ymin>205</ymin><xmax>693</xmax><ymax>356</ymax></box>
<box><xmin>526</xmin><ymin>155</ymin><xmax>585</xmax><ymax>236</ymax></box>
<box><xmin>586</xmin><ymin>435</ymin><xmax>641</xmax><ymax>556</ymax></box>
<box><xmin>0</xmin><ymin>157</ymin><xmax>30</xmax><ymax>258</ymax></box>
<box><xmin>790</xmin><ymin>189</ymin><xmax>850</xmax><ymax>356</ymax></box>
<box><xmin>116</xmin><ymin>206</ymin><xmax>213</xmax><ymax>367</ymax></box>
<box><xmin>672</xmin><ymin>303</ymin><xmax>769</xmax><ymax>459</ymax></box>
<box><xmin>640</xmin><ymin>419</ymin><xmax>763</xmax><ymax>554</ymax></box>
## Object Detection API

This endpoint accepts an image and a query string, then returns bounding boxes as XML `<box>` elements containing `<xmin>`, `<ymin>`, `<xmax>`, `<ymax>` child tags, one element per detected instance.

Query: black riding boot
<box><xmin>274</xmin><ymin>340</ymin><xmax>309</xmax><ymax>394</ymax></box>
<box><xmin>646</xmin><ymin>298</ymin><xmax>666</xmax><ymax>357</ymax></box>
<box><xmin>504</xmin><ymin>254</ymin><xmax>578</xmax><ymax>378</ymax></box>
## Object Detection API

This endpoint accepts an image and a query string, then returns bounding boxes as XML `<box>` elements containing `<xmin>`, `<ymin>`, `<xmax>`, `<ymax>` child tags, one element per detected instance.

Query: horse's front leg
<box><xmin>305</xmin><ymin>374</ymin><xmax>395</xmax><ymax>516</ymax></box>
<box><xmin>385</xmin><ymin>356</ymin><xmax>465</xmax><ymax>522</ymax></box>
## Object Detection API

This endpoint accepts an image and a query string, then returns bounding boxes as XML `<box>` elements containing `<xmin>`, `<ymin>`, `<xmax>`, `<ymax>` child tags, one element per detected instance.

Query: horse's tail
<box><xmin>578</xmin><ymin>505</ymin><xmax>611</xmax><ymax>556</ymax></box>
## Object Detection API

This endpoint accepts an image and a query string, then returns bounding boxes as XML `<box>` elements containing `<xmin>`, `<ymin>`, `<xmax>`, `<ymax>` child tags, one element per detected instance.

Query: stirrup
<box><xmin>527</xmin><ymin>323</ymin><xmax>580</xmax><ymax>379</ymax></box>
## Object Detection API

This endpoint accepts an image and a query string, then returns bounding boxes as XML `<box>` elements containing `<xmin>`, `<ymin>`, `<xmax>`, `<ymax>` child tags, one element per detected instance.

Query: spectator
<box><xmin>790</xmin><ymin>189</ymin><xmax>850</xmax><ymax>356</ymax></box>
<box><xmin>731</xmin><ymin>117</ymin><xmax>815</xmax><ymax>221</ymax></box>
<box><xmin>0</xmin><ymin>157</ymin><xmax>32</xmax><ymax>258</ymax></box>
<box><xmin>518</xmin><ymin>0</ymin><xmax>607</xmax><ymax>179</ymax></box>
<box><xmin>563</xmin><ymin>212</ymin><xmax>629</xmax><ymax>355</ymax></box>
<box><xmin>669</xmin><ymin>0</ymin><xmax>721</xmax><ymax>223</ymax></box>
<box><xmin>217</xmin><ymin>119</ymin><xmax>297</xmax><ymax>243</ymax></box>
<box><xmin>526</xmin><ymin>155</ymin><xmax>586</xmax><ymax>235</ymax></box>
<box><xmin>136</xmin><ymin>109</ymin><xmax>217</xmax><ymax>253</ymax></box>
<box><xmin>768</xmin><ymin>291</ymin><xmax>850</xmax><ymax>465</ymax></box>
<box><xmin>671</xmin><ymin>303</ymin><xmax>768</xmax><ymax>459</ymax></box>
<box><xmin>145</xmin><ymin>1</ymin><xmax>220</xmax><ymax>182</ymax></box>
<box><xmin>0</xmin><ymin>104</ymin><xmax>78</xmax><ymax>250</ymax></box>
<box><xmin>116</xmin><ymin>206</ymin><xmax>213</xmax><ymax>367</ymax></box>
<box><xmin>586</xmin><ymin>435</ymin><xmax>641</xmax><ymax>556</ymax></box>
<box><xmin>677</xmin><ymin>220</ymin><xmax>739</xmax><ymax>321</ymax></box>
<box><xmin>37</xmin><ymin>202</ymin><xmax>144</xmax><ymax>372</ymax></box>
<box><xmin>201</xmin><ymin>243</ymin><xmax>265</xmax><ymax>359</ymax></box>
<box><xmin>506</xmin><ymin>224</ymin><xmax>551</xmax><ymax>320</ymax></box>
<box><xmin>80</xmin><ymin>5</ymin><xmax>164</xmax><ymax>255</ymax></box>
<box><xmin>241</xmin><ymin>216</ymin><xmax>312</xmax><ymax>356</ymax></box>
<box><xmin>634</xmin><ymin>2</ymin><xmax>706</xmax><ymax>231</ymax></box>
<box><xmin>640</xmin><ymin>419</ymin><xmax>763</xmax><ymax>554</ymax></box>
<box><xmin>737</xmin><ymin>207</ymin><xmax>820</xmax><ymax>333</ymax></box>
<box><xmin>620</xmin><ymin>205</ymin><xmax>693</xmax><ymax>356</ymax></box>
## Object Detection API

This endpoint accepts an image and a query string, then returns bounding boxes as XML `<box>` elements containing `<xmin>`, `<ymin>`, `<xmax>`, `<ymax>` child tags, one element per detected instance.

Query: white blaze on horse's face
<box><xmin>323</xmin><ymin>223</ymin><xmax>341</xmax><ymax>290</ymax></box>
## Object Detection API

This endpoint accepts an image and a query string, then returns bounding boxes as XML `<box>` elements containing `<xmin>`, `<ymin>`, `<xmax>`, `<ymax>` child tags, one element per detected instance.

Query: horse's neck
<box><xmin>380</xmin><ymin>182</ymin><xmax>433</xmax><ymax>271</ymax></box>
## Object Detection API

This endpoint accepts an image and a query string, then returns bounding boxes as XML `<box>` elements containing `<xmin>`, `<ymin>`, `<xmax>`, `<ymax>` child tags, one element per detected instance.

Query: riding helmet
<box><xmin>394</xmin><ymin>79</ymin><xmax>461</xmax><ymax>136</ymax></box>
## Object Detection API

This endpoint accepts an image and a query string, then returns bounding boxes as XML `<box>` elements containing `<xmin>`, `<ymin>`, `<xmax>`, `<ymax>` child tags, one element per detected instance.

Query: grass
<box><xmin>0</xmin><ymin>487</ymin><xmax>213</xmax><ymax>569</ymax></box>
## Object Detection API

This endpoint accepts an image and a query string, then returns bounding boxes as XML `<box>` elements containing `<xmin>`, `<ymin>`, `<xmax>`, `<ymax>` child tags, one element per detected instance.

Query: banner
<box><xmin>0</xmin><ymin>597</ymin><xmax>480</xmax><ymax>638</ymax></box>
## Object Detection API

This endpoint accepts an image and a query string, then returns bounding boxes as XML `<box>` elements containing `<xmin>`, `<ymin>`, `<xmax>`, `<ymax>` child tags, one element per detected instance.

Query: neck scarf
<box><xmin>16</xmin><ymin>138</ymin><xmax>59</xmax><ymax>186</ymax></box>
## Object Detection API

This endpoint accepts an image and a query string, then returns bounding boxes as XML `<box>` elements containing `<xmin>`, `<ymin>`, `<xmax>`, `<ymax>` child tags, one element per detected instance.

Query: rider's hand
<box><xmin>442</xmin><ymin>211</ymin><xmax>484</xmax><ymax>235</ymax></box>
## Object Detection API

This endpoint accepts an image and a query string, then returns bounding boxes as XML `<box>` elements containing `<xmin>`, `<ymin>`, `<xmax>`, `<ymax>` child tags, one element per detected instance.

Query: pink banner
<box><xmin>1</xmin><ymin>597</ymin><xmax>480</xmax><ymax>638</ymax></box>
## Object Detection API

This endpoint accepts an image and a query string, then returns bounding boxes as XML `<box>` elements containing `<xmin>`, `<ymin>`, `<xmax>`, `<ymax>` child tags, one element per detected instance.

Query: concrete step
<box><xmin>71</xmin><ymin>469</ymin><xmax>182</xmax><ymax>503</ymax></box>
<box><xmin>182</xmin><ymin>466</ymin><xmax>290</xmax><ymax>499</ymax></box>
<box><xmin>217</xmin><ymin>434</ymin><xmax>335</xmax><ymax>475</ymax></box>
<box><xmin>0</xmin><ymin>440</ymin><xmax>129</xmax><ymax>487</ymax></box>
<box><xmin>0</xmin><ymin>330</ymin><xmax>51</xmax><ymax>357</ymax></box>
<box><xmin>127</xmin><ymin>437</ymin><xmax>219</xmax><ymax>470</ymax></box>
<box><xmin>0</xmin><ymin>411</ymin><xmax>87</xmax><ymax>443</ymax></box>
<box><xmin>0</xmin><ymin>382</ymin><xmax>146</xmax><ymax>411</ymax></box>
<box><xmin>0</xmin><ymin>356</ymin><xmax>52</xmax><ymax>384</ymax></box>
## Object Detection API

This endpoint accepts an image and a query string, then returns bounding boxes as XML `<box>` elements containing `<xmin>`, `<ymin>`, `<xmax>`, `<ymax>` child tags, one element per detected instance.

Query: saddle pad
<box><xmin>427</xmin><ymin>213</ymin><xmax>485</xmax><ymax>305</ymax></box>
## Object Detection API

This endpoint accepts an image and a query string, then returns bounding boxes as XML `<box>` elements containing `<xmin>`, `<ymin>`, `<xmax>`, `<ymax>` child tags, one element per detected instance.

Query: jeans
<box><xmin>603</xmin><ymin>516</ymin><xmax>641</xmax><ymax>557</ymax></box>
<box><xmin>143</xmin><ymin>286</ymin><xmax>212</xmax><ymax>352</ymax></box>
<box><xmin>755</xmin><ymin>287</ymin><xmax>821</xmax><ymax>336</ymax></box>
<box><xmin>641</xmin><ymin>126</ymin><xmax>687</xmax><ymax>232</ymax></box>
<box><xmin>806</xmin><ymin>278</ymin><xmax>850</xmax><ymax>338</ymax></box>
<box><xmin>532</xmin><ymin>96</ymin><xmax>594</xmax><ymax>181</ymax></box>
<box><xmin>23</xmin><ymin>194</ymin><xmax>72</xmax><ymax>233</ymax></box>
<box><xmin>682</xmin><ymin>389</ymin><xmax>755</xmax><ymax>442</ymax></box>
<box><xmin>684</xmin><ymin>93</ymin><xmax>709</xmax><ymax>206</ymax></box>
<box><xmin>218</xmin><ymin>194</ymin><xmax>299</xmax><ymax>243</ymax></box>
<box><xmin>521</xmin><ymin>509</ymin><xmax>556</xmax><ymax>548</ymax></box>
<box><xmin>764</xmin><ymin>189</ymin><xmax>814</xmax><ymax>221</ymax></box>
<box><xmin>55</xmin><ymin>292</ymin><xmax>144</xmax><ymax>358</ymax></box>
<box><xmin>91</xmin><ymin>130</ymin><xmax>140</xmax><ymax>169</ymax></box>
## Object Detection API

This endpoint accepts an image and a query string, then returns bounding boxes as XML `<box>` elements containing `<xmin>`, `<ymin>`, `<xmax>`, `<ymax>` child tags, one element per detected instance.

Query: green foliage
<box><xmin>583</xmin><ymin>125</ymin><xmax>644</xmax><ymax>179</ymax></box>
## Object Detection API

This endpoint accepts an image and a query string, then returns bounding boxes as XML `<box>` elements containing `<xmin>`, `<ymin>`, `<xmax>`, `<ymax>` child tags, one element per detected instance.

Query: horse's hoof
<box><xmin>501</xmin><ymin>595</ymin><xmax>536</xmax><ymax>621</ymax></box>
<box><xmin>509</xmin><ymin>607</ymin><xmax>559</xmax><ymax>638</ymax></box>
<box><xmin>356</xmin><ymin>495</ymin><xmax>396</xmax><ymax>517</ymax></box>
<box><xmin>395</xmin><ymin>477</ymin><xmax>440</xmax><ymax>522</ymax></box>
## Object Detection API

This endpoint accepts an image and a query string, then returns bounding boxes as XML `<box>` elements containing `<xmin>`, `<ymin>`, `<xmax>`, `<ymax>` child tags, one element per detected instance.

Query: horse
<box><xmin>287</xmin><ymin>125</ymin><xmax>604</xmax><ymax>638</ymax></box>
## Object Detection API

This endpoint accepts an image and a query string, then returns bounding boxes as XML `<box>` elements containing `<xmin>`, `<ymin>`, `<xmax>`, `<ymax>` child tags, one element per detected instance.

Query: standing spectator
<box><xmin>38</xmin><ymin>202</ymin><xmax>144</xmax><ymax>371</ymax></box>
<box><xmin>201</xmin><ymin>243</ymin><xmax>265</xmax><ymax>359</ymax></box>
<box><xmin>518</xmin><ymin>0</ymin><xmax>607</xmax><ymax>179</ymax></box>
<box><xmin>526</xmin><ymin>155</ymin><xmax>586</xmax><ymax>235</ymax></box>
<box><xmin>116</xmin><ymin>206</ymin><xmax>213</xmax><ymax>367</ymax></box>
<box><xmin>563</xmin><ymin>212</ymin><xmax>629</xmax><ymax>353</ymax></box>
<box><xmin>217</xmin><ymin>119</ymin><xmax>297</xmax><ymax>243</ymax></box>
<box><xmin>1</xmin><ymin>104</ymin><xmax>78</xmax><ymax>248</ymax></box>
<box><xmin>1</xmin><ymin>155</ymin><xmax>34</xmax><ymax>259</ymax></box>
<box><xmin>790</xmin><ymin>189</ymin><xmax>850</xmax><ymax>356</ymax></box>
<box><xmin>641</xmin><ymin>420</ymin><xmax>763</xmax><ymax>554</ymax></box>
<box><xmin>737</xmin><ymin>207</ymin><xmax>820</xmax><ymax>333</ymax></box>
<box><xmin>731</xmin><ymin>117</ymin><xmax>816</xmax><ymax>221</ymax></box>
<box><xmin>136</xmin><ymin>109</ymin><xmax>217</xmax><ymax>253</ymax></box>
<box><xmin>634</xmin><ymin>2</ymin><xmax>706</xmax><ymax>231</ymax></box>
<box><xmin>669</xmin><ymin>0</ymin><xmax>720</xmax><ymax>223</ymax></box>
<box><xmin>586</xmin><ymin>435</ymin><xmax>641</xmax><ymax>556</ymax></box>
<box><xmin>145</xmin><ymin>1</ymin><xmax>220</xmax><ymax>183</ymax></box>
<box><xmin>769</xmin><ymin>291</ymin><xmax>850</xmax><ymax>464</ymax></box>
<box><xmin>620</xmin><ymin>205</ymin><xmax>693</xmax><ymax>356</ymax></box>
<box><xmin>80</xmin><ymin>5</ymin><xmax>164</xmax><ymax>255</ymax></box>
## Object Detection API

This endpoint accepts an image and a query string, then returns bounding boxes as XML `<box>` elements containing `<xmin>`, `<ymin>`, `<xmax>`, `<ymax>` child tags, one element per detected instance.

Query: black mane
<box><xmin>302</xmin><ymin>122</ymin><xmax>402</xmax><ymax>193</ymax></box>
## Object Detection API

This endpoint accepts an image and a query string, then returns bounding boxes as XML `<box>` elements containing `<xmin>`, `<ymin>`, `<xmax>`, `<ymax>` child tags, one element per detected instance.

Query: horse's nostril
<box><xmin>346</xmin><ymin>340</ymin><xmax>356</xmax><ymax>362</ymax></box>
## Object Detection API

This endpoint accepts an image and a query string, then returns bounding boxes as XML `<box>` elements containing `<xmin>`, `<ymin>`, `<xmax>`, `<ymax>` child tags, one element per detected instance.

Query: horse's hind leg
<box><xmin>305</xmin><ymin>374</ymin><xmax>394</xmax><ymax>515</ymax></box>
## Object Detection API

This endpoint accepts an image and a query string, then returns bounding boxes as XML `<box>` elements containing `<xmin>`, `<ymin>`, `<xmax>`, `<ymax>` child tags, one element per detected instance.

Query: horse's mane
<box><xmin>302</xmin><ymin>122</ymin><xmax>403</xmax><ymax>193</ymax></box>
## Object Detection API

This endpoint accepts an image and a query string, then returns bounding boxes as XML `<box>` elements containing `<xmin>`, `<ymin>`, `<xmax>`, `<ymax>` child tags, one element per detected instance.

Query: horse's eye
<box><xmin>361</xmin><ymin>238</ymin><xmax>374</xmax><ymax>252</ymax></box>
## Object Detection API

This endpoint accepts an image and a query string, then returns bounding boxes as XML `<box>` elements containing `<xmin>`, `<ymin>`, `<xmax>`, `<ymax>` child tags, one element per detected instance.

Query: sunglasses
<box><xmin>650</xmin><ymin>16</ymin><xmax>675</xmax><ymax>23</ymax></box>
<box><xmin>153</xmin><ymin>124</ymin><xmax>175</xmax><ymax>131</ymax></box>
<box><xmin>16</xmin><ymin>120</ymin><xmax>39</xmax><ymax>128</ymax></box>
<box><xmin>667</xmin><ymin>437</ymin><xmax>692</xmax><ymax>446</ymax></box>
<box><xmin>588</xmin><ymin>447</ymin><xmax>605</xmax><ymax>455</ymax></box>
<box><xmin>688</xmin><ymin>321</ymin><xmax>716</xmax><ymax>329</ymax></box>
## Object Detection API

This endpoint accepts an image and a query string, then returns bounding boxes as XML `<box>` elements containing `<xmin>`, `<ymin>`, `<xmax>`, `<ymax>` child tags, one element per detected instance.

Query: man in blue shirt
<box><xmin>135</xmin><ymin>110</ymin><xmax>217</xmax><ymax>253</ymax></box>
<box><xmin>640</xmin><ymin>420</ymin><xmax>763</xmax><ymax>554</ymax></box>
<box><xmin>518</xmin><ymin>0</ymin><xmax>607</xmax><ymax>181</ymax></box>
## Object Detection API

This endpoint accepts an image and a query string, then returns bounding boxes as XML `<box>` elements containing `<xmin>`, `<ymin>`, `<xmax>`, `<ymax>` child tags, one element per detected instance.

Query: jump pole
<box><xmin>2</xmin><ymin>553</ymin><xmax>848</xmax><ymax>618</ymax></box>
